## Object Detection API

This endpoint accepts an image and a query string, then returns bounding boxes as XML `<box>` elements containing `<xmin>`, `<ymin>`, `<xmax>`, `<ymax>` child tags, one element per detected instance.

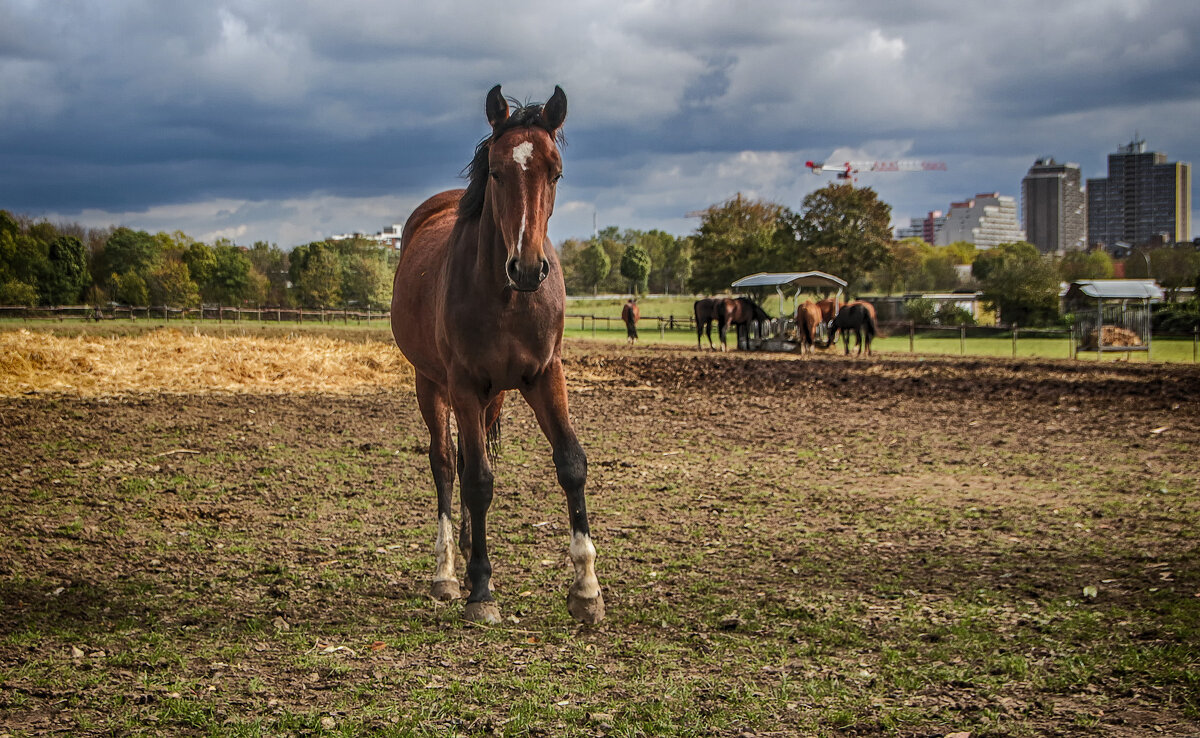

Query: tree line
<box><xmin>557</xmin><ymin>184</ymin><xmax>1200</xmax><ymax>327</ymax></box>
<box><xmin>0</xmin><ymin>210</ymin><xmax>396</xmax><ymax>309</ymax></box>
<box><xmin>5</xmin><ymin>181</ymin><xmax>1199</xmax><ymax>328</ymax></box>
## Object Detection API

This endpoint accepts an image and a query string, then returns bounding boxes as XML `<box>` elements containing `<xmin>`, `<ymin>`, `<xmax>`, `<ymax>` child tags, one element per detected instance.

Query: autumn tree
<box><xmin>973</xmin><ymin>241</ymin><xmax>1060</xmax><ymax>326</ymax></box>
<box><xmin>689</xmin><ymin>194</ymin><xmax>787</xmax><ymax>293</ymax></box>
<box><xmin>780</xmin><ymin>184</ymin><xmax>892</xmax><ymax>289</ymax></box>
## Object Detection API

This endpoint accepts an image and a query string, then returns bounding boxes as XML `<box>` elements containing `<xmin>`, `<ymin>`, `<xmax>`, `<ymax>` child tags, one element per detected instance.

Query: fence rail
<box><xmin>0</xmin><ymin>304</ymin><xmax>392</xmax><ymax>325</ymax></box>
<box><xmin>3</xmin><ymin>306</ymin><xmax>1199</xmax><ymax>361</ymax></box>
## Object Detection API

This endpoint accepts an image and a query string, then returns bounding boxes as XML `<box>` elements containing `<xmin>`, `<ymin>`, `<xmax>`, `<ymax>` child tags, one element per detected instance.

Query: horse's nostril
<box><xmin>539</xmin><ymin>258</ymin><xmax>550</xmax><ymax>281</ymax></box>
<box><xmin>506</xmin><ymin>258</ymin><xmax>519</xmax><ymax>279</ymax></box>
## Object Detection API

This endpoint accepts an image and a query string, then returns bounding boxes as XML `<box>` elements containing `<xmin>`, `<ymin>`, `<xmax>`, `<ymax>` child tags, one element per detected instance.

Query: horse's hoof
<box><xmin>430</xmin><ymin>579</ymin><xmax>460</xmax><ymax>601</ymax></box>
<box><xmin>464</xmin><ymin>601</ymin><xmax>501</xmax><ymax>625</ymax></box>
<box><xmin>568</xmin><ymin>592</ymin><xmax>606</xmax><ymax>624</ymax></box>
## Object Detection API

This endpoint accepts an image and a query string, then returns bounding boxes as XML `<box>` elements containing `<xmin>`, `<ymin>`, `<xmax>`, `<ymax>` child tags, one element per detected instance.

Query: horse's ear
<box><xmin>486</xmin><ymin>84</ymin><xmax>508</xmax><ymax>129</ymax></box>
<box><xmin>542</xmin><ymin>85</ymin><xmax>567</xmax><ymax>132</ymax></box>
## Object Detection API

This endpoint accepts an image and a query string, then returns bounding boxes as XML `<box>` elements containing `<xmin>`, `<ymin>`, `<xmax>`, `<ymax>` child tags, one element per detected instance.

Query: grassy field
<box><xmin>1</xmin><ymin>338</ymin><xmax>1198</xmax><ymax>736</ymax></box>
<box><xmin>3</xmin><ymin>303</ymin><xmax>1198</xmax><ymax>363</ymax></box>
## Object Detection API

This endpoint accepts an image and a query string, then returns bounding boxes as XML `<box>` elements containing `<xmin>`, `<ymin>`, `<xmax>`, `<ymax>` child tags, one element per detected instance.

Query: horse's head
<box><xmin>468</xmin><ymin>84</ymin><xmax>567</xmax><ymax>292</ymax></box>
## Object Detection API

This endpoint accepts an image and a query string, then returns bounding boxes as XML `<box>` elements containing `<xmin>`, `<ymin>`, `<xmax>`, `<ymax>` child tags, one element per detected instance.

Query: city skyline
<box><xmin>1</xmin><ymin>2</ymin><xmax>1197</xmax><ymax>249</ymax></box>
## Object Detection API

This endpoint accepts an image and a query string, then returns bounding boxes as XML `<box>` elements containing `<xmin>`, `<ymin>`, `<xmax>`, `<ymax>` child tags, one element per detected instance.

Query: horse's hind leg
<box><xmin>521</xmin><ymin>361</ymin><xmax>604</xmax><ymax>624</ymax></box>
<box><xmin>415</xmin><ymin>375</ymin><xmax>459</xmax><ymax>601</ymax></box>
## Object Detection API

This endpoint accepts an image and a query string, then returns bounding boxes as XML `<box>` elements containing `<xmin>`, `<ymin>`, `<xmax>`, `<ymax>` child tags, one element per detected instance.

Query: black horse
<box><xmin>820</xmin><ymin>302</ymin><xmax>877</xmax><ymax>356</ymax></box>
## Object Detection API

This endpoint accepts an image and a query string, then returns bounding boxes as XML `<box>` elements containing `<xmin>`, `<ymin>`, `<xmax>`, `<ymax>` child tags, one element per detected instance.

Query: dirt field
<box><xmin>2</xmin><ymin>342</ymin><xmax>1199</xmax><ymax>736</ymax></box>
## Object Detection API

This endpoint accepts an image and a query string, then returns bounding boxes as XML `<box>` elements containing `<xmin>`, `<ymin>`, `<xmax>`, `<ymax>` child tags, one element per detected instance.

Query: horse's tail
<box><xmin>866</xmin><ymin>310</ymin><xmax>878</xmax><ymax>340</ymax></box>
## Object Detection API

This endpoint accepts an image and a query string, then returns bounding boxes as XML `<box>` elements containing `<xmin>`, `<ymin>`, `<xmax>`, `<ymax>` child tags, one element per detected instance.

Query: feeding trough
<box><xmin>730</xmin><ymin>271</ymin><xmax>847</xmax><ymax>351</ymax></box>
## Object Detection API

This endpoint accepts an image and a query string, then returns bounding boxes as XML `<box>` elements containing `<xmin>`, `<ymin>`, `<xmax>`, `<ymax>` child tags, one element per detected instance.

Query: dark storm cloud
<box><xmin>1</xmin><ymin>0</ymin><xmax>1196</xmax><ymax>245</ymax></box>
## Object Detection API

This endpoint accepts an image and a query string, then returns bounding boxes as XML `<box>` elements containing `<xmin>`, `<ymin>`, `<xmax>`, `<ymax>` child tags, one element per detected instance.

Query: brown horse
<box><xmin>815</xmin><ymin>298</ymin><xmax>877</xmax><ymax>353</ymax></box>
<box><xmin>621</xmin><ymin>299</ymin><xmax>640</xmax><ymax>344</ymax></box>
<box><xmin>793</xmin><ymin>300</ymin><xmax>823</xmax><ymax>354</ymax></box>
<box><xmin>391</xmin><ymin>85</ymin><xmax>604</xmax><ymax>625</ymax></box>
<box><xmin>694</xmin><ymin>296</ymin><xmax>769</xmax><ymax>351</ymax></box>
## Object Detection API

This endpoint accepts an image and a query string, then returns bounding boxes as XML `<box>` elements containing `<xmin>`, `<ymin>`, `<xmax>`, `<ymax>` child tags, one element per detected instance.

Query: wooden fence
<box><xmin>0</xmin><ymin>304</ymin><xmax>391</xmax><ymax>326</ymax></box>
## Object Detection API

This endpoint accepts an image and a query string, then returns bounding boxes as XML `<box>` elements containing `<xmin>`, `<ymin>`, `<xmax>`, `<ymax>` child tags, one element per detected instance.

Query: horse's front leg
<box><xmin>521</xmin><ymin>361</ymin><xmax>605</xmax><ymax>624</ymax></box>
<box><xmin>415</xmin><ymin>375</ymin><xmax>459</xmax><ymax>601</ymax></box>
<box><xmin>448</xmin><ymin>385</ymin><xmax>500</xmax><ymax>624</ymax></box>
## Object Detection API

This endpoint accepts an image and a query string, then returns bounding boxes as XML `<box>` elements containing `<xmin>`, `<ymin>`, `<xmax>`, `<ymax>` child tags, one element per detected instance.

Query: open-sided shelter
<box><xmin>1065</xmin><ymin>279</ymin><xmax>1162</xmax><ymax>356</ymax></box>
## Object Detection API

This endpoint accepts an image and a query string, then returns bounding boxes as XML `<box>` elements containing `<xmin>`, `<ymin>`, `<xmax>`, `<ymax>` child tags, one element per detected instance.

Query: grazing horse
<box><xmin>728</xmin><ymin>296</ymin><xmax>770</xmax><ymax>350</ymax></box>
<box><xmin>694</xmin><ymin>297</ymin><xmax>731</xmax><ymax>350</ymax></box>
<box><xmin>793</xmin><ymin>300</ymin><xmax>823</xmax><ymax>354</ymax></box>
<box><xmin>820</xmin><ymin>302</ymin><xmax>878</xmax><ymax>355</ymax></box>
<box><xmin>621</xmin><ymin>299</ymin><xmax>639</xmax><ymax>344</ymax></box>
<box><xmin>390</xmin><ymin>85</ymin><xmax>604</xmax><ymax>625</ymax></box>
<box><xmin>815</xmin><ymin>298</ymin><xmax>876</xmax><ymax>350</ymax></box>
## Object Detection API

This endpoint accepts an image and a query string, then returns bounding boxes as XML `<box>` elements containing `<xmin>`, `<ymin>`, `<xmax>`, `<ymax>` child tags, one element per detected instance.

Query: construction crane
<box><xmin>805</xmin><ymin>159</ymin><xmax>947</xmax><ymax>181</ymax></box>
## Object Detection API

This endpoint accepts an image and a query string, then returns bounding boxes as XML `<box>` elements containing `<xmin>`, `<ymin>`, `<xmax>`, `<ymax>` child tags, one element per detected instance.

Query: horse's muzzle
<box><xmin>506</xmin><ymin>257</ymin><xmax>550</xmax><ymax>292</ymax></box>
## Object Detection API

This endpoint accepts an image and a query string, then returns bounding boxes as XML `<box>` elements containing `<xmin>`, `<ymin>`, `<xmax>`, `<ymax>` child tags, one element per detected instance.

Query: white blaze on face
<box><xmin>512</xmin><ymin>141</ymin><xmax>534</xmax><ymax>171</ymax></box>
<box><xmin>511</xmin><ymin>141</ymin><xmax>534</xmax><ymax>255</ymax></box>
<box><xmin>568</xmin><ymin>531</ymin><xmax>601</xmax><ymax>599</ymax></box>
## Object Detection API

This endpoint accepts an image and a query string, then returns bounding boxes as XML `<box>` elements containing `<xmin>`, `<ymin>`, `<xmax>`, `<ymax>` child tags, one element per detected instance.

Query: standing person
<box><xmin>621</xmin><ymin>298</ymin><xmax>640</xmax><ymax>344</ymax></box>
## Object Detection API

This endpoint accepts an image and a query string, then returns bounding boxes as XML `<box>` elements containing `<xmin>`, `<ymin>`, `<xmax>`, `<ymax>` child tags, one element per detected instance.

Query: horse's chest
<box><xmin>443</xmin><ymin>309</ymin><xmax>556</xmax><ymax>390</ymax></box>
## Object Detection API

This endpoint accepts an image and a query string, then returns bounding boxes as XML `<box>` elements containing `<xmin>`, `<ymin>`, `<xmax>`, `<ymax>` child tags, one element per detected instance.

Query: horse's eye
<box><xmin>490</xmin><ymin>171</ymin><xmax>500</xmax><ymax>181</ymax></box>
<box><xmin>552</xmin><ymin>172</ymin><xmax>563</xmax><ymax>183</ymax></box>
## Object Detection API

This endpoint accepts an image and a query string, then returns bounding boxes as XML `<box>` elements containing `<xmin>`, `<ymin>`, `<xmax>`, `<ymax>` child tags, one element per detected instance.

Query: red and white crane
<box><xmin>805</xmin><ymin>159</ymin><xmax>947</xmax><ymax>181</ymax></box>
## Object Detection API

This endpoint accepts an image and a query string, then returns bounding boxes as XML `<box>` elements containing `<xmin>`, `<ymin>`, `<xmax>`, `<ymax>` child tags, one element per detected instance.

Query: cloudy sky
<box><xmin>2</xmin><ymin>1</ymin><xmax>1197</xmax><ymax>248</ymax></box>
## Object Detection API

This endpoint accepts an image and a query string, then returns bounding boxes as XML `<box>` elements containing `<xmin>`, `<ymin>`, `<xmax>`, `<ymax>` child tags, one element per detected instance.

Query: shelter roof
<box><xmin>731</xmin><ymin>271</ymin><xmax>847</xmax><ymax>290</ymax></box>
<box><xmin>1065</xmin><ymin>280</ymin><xmax>1163</xmax><ymax>301</ymax></box>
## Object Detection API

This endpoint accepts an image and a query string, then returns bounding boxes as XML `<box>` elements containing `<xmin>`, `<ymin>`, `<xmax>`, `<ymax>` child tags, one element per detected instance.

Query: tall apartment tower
<box><xmin>1086</xmin><ymin>139</ymin><xmax>1191</xmax><ymax>248</ymax></box>
<box><xmin>1022</xmin><ymin>158</ymin><xmax>1086</xmax><ymax>254</ymax></box>
<box><xmin>935</xmin><ymin>193</ymin><xmax>1024</xmax><ymax>248</ymax></box>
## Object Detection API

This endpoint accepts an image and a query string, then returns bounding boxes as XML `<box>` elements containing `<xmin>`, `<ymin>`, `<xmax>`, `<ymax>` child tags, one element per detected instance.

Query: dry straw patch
<box><xmin>0</xmin><ymin>328</ymin><xmax>413</xmax><ymax>397</ymax></box>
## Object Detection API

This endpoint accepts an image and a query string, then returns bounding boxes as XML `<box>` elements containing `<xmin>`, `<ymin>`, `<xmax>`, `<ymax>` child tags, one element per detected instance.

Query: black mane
<box><xmin>458</xmin><ymin>98</ymin><xmax>566</xmax><ymax>220</ymax></box>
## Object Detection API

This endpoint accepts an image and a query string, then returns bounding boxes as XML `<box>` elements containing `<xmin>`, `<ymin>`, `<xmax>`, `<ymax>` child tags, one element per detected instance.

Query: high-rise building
<box><xmin>935</xmin><ymin>194</ymin><xmax>1024</xmax><ymax>248</ymax></box>
<box><xmin>1086</xmin><ymin>139</ymin><xmax>1191</xmax><ymax>248</ymax></box>
<box><xmin>894</xmin><ymin>210</ymin><xmax>945</xmax><ymax>244</ymax></box>
<box><xmin>1022</xmin><ymin>158</ymin><xmax>1086</xmax><ymax>254</ymax></box>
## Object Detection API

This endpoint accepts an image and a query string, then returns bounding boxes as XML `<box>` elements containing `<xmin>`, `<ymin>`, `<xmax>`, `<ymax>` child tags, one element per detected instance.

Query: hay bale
<box><xmin>1081</xmin><ymin>325</ymin><xmax>1142</xmax><ymax>350</ymax></box>
<box><xmin>0</xmin><ymin>328</ymin><xmax>414</xmax><ymax>397</ymax></box>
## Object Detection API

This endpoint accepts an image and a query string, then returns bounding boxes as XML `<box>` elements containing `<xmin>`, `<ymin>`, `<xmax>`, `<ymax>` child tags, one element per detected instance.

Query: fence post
<box><xmin>909</xmin><ymin>321</ymin><xmax>915</xmax><ymax>353</ymax></box>
<box><xmin>1195</xmin><ymin>326</ymin><xmax>1199</xmax><ymax>364</ymax></box>
<box><xmin>591</xmin><ymin>316</ymin><xmax>595</xmax><ymax>338</ymax></box>
<box><xmin>1012</xmin><ymin>324</ymin><xmax>1018</xmax><ymax>358</ymax></box>
<box><xmin>218</xmin><ymin>306</ymin><xmax>223</xmax><ymax>324</ymax></box>
<box><xmin>960</xmin><ymin>325</ymin><xmax>966</xmax><ymax>355</ymax></box>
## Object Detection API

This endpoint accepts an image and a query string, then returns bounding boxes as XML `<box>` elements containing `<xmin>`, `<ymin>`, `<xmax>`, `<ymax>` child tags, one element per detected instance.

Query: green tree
<box><xmin>1058</xmin><ymin>249</ymin><xmax>1114</xmax><ymax>282</ymax></box>
<box><xmin>297</xmin><ymin>247</ymin><xmax>343</xmax><ymax>307</ymax></box>
<box><xmin>204</xmin><ymin>241</ymin><xmax>257</xmax><ymax>304</ymax></box>
<box><xmin>112</xmin><ymin>271</ymin><xmax>150</xmax><ymax>306</ymax></box>
<box><xmin>44</xmin><ymin>235</ymin><xmax>91</xmax><ymax>305</ymax></box>
<box><xmin>577</xmin><ymin>241</ymin><xmax>611</xmax><ymax>295</ymax></box>
<box><xmin>619</xmin><ymin>243</ymin><xmax>651</xmax><ymax>295</ymax></box>
<box><xmin>874</xmin><ymin>238</ymin><xmax>927</xmax><ymax>295</ymax></box>
<box><xmin>639</xmin><ymin>230</ymin><xmax>691</xmax><ymax>294</ymax></box>
<box><xmin>101</xmin><ymin>227</ymin><xmax>158</xmax><ymax>279</ymax></box>
<box><xmin>0</xmin><ymin>212</ymin><xmax>48</xmax><ymax>305</ymax></box>
<box><xmin>247</xmin><ymin>241</ymin><xmax>293</xmax><ymax>306</ymax></box>
<box><xmin>782</xmin><ymin>184</ymin><xmax>892</xmax><ymax>289</ymax></box>
<box><xmin>1149</xmin><ymin>247</ymin><xmax>1200</xmax><ymax>300</ymax></box>
<box><xmin>183</xmin><ymin>242</ymin><xmax>217</xmax><ymax>290</ymax></box>
<box><xmin>973</xmin><ymin>242</ymin><xmax>1060</xmax><ymax>326</ymax></box>
<box><xmin>342</xmin><ymin>252</ymin><xmax>392</xmax><ymax>308</ymax></box>
<box><xmin>689</xmin><ymin>194</ymin><xmax>787</xmax><ymax>293</ymax></box>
